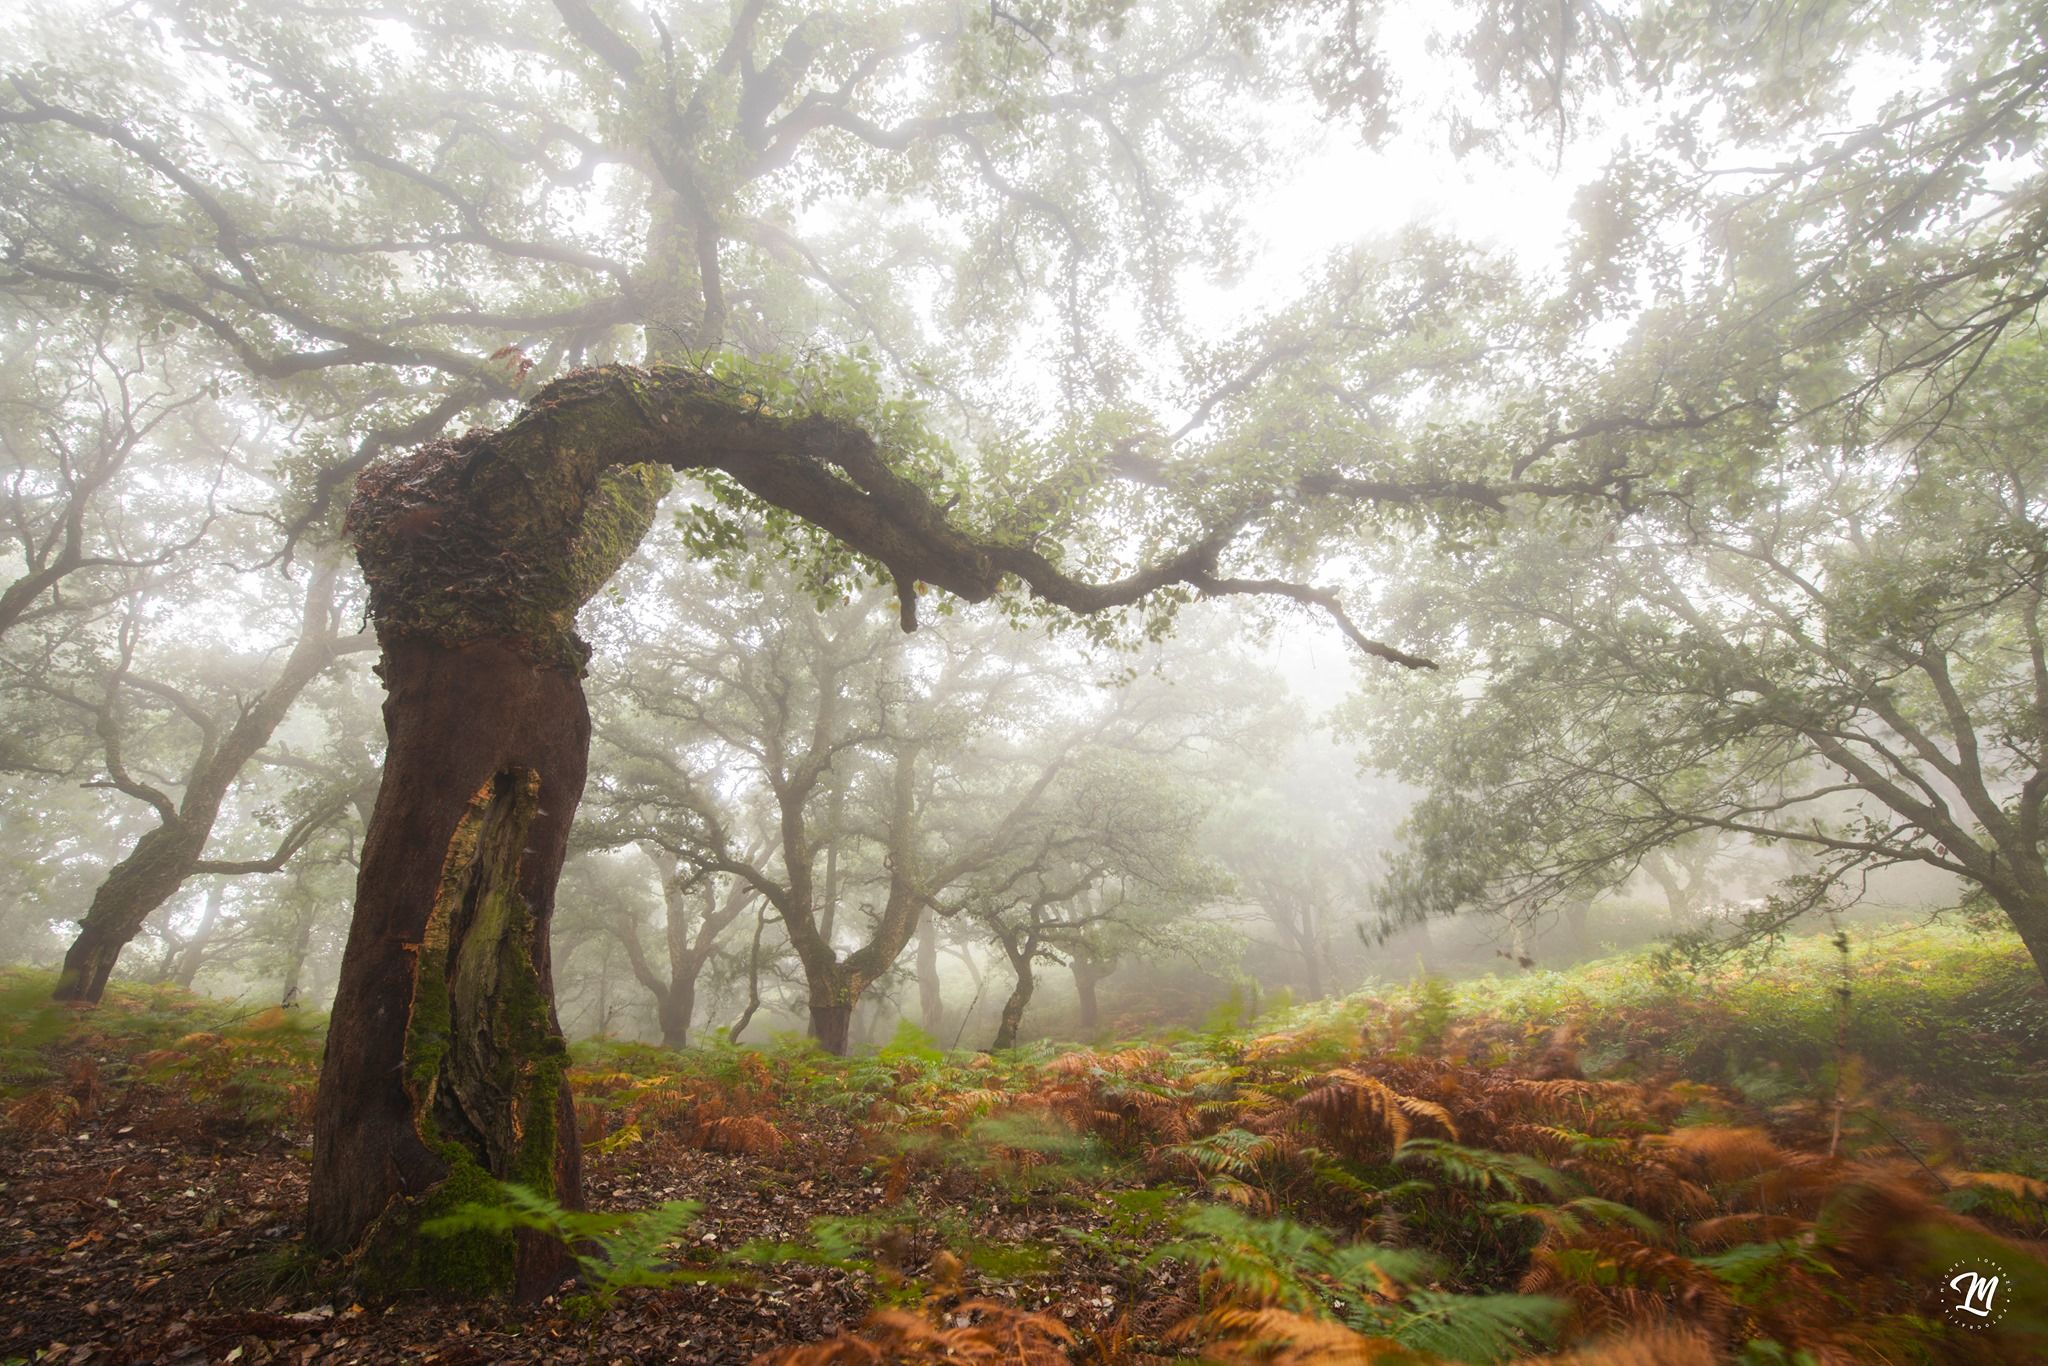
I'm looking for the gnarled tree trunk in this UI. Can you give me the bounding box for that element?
[990,957,1034,1052]
[171,881,228,989]
[306,362,1252,1294]
[307,640,592,1298]
[307,388,675,1296]
[989,928,1038,1052]
[1071,954,1109,1033]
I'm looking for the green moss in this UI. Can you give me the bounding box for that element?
[348,395,674,672]
[357,1144,517,1298]
[361,772,576,1298]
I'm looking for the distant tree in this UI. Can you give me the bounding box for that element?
[1213,735,1396,1000]
[616,848,758,1050]
[1360,338,2048,987]
[0,314,218,639]
[7,541,371,1001]
[955,755,1223,1050]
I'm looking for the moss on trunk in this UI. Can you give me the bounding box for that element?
[350,770,574,1297]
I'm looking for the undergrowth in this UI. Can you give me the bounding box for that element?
[3,923,2045,1363]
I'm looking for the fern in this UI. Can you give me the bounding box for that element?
[1484,1197,1659,1240]
[1167,1126,1281,1179]
[1382,1290,1566,1363]
[1397,1138,1569,1200]
[1152,1204,1432,1313]
[420,1182,718,1311]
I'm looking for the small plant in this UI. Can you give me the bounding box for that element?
[1155,1203,1565,1362]
[420,1182,718,1313]
[1409,973,1457,1055]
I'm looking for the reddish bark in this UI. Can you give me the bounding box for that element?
[306,637,588,1297]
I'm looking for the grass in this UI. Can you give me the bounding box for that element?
[1343,921,2048,1175]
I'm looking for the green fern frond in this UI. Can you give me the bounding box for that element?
[1396,1138,1569,1200]
[1381,1290,1566,1363]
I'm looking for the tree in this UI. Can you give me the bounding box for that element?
[0,314,217,639]
[1359,336,2048,987]
[586,547,1239,1055]
[1213,733,1396,1000]
[956,754,1222,1050]
[616,849,758,1049]
[31,546,370,1001]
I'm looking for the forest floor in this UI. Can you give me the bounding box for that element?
[3,922,2047,1365]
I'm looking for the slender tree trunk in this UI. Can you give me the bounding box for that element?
[730,900,767,1044]
[307,638,589,1299]
[917,907,943,1035]
[819,777,844,948]
[990,956,1034,1051]
[1993,885,2048,991]
[1561,899,1592,958]
[1296,918,1327,1000]
[172,881,227,989]
[1072,958,1104,1033]
[55,825,209,1002]
[281,910,313,1007]
[852,991,886,1050]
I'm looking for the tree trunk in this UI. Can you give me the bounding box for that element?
[1561,900,1592,958]
[809,1001,853,1055]
[281,911,313,1007]
[917,907,943,1035]
[1072,958,1104,1033]
[173,881,228,989]
[1294,916,1327,1000]
[730,900,767,1044]
[307,638,589,1300]
[990,959,1033,1052]
[53,554,349,1003]
[658,978,694,1050]
[1992,885,2048,992]
[54,824,208,1002]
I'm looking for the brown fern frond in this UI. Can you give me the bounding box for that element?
[1644,1126,1785,1185]
[4,1087,80,1135]
[1948,1170,2048,1201]
[1521,1231,1736,1339]
[627,1084,698,1130]
[1687,1213,1809,1249]
[1498,1123,1595,1161]
[739,1050,775,1096]
[700,1114,786,1156]
[1046,1046,1168,1078]
[753,1299,1074,1364]
[1169,1308,1422,1364]
[1535,1326,1721,1365]
[937,1088,1011,1131]
[1564,1157,1716,1222]
[1813,1171,2005,1276]
[1297,1069,1457,1159]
